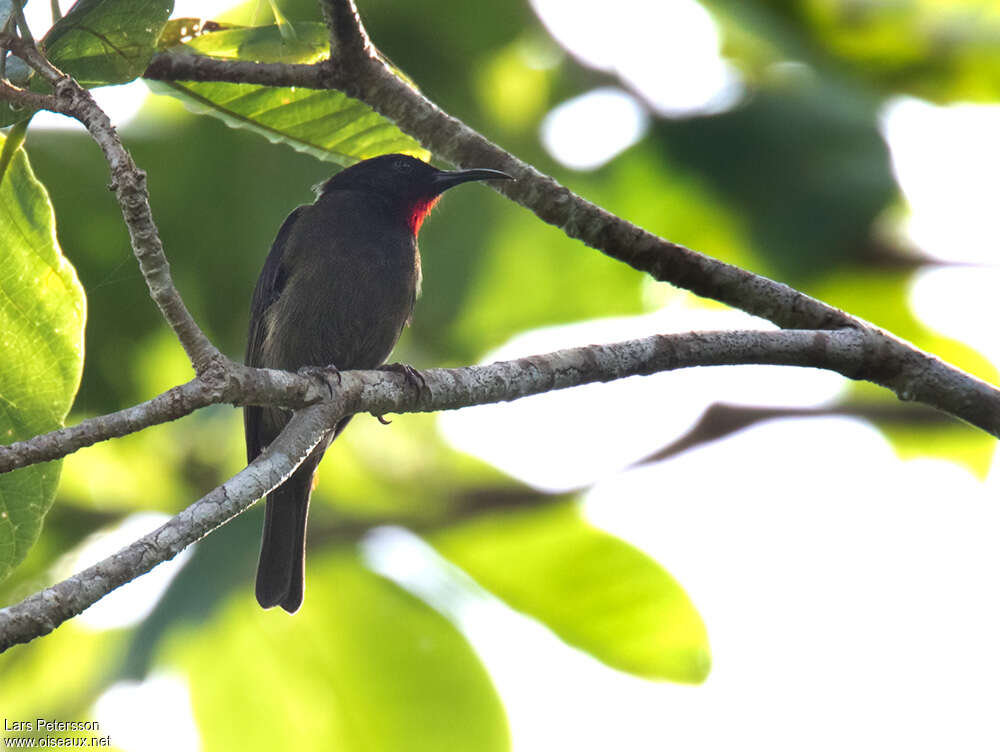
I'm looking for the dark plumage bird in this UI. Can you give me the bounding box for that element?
[245,153,511,612]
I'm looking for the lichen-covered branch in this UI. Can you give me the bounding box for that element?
[15,326,984,479]
[0,34,221,374]
[0,402,337,652]
[1,325,998,651]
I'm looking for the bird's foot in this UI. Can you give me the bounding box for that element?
[298,364,342,399]
[378,362,427,392]
[372,363,426,426]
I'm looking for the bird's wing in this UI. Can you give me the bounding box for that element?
[244,206,306,463]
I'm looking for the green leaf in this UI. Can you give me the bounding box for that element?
[0,117,29,182]
[0,136,86,582]
[708,0,1000,103]
[43,0,174,86]
[147,23,429,165]
[431,503,711,683]
[798,0,1000,103]
[653,80,894,281]
[0,622,123,718]
[166,552,509,752]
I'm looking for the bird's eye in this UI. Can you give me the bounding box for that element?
[394,158,413,172]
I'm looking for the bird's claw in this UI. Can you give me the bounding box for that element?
[372,363,426,427]
[378,362,427,392]
[373,414,392,425]
[298,364,342,399]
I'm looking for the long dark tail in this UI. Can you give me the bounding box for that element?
[255,456,318,613]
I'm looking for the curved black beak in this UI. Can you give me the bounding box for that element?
[432,167,513,193]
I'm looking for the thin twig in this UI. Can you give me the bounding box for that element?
[320,0,371,62]
[11,0,32,44]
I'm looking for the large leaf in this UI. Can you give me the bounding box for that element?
[166,552,509,752]
[0,621,122,719]
[0,136,86,582]
[431,503,711,683]
[147,23,429,165]
[43,0,174,86]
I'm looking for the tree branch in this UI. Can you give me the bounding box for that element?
[16,326,983,478]
[1,0,998,651]
[0,402,337,652]
[320,0,372,63]
[0,34,221,375]
[2,326,999,651]
[143,55,337,88]
[0,360,329,474]
[143,23,852,334]
[140,33,1000,437]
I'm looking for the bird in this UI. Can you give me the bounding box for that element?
[244,153,511,613]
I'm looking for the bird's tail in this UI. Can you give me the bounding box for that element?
[255,458,318,613]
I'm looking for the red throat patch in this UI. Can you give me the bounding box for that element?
[408,195,442,235]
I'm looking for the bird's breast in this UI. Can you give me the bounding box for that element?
[261,203,420,373]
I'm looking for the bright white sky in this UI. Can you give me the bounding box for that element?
[26,0,1000,749]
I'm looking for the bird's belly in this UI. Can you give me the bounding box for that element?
[263,259,416,372]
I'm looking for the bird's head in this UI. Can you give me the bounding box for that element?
[318,153,512,233]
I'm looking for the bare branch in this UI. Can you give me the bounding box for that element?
[0,402,338,652]
[0,379,217,473]
[0,360,331,474]
[0,34,221,375]
[3,326,999,651]
[141,49,855,331]
[144,54,335,88]
[1,329,871,477]
[320,0,373,63]
[3,324,999,477]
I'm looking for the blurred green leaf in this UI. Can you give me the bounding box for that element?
[313,412,517,522]
[799,0,1000,103]
[156,17,240,49]
[0,136,85,582]
[431,503,711,683]
[43,0,174,86]
[709,0,1000,103]
[451,206,647,356]
[653,80,894,280]
[0,622,123,718]
[120,505,261,679]
[166,552,509,752]
[474,35,554,133]
[147,23,429,165]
